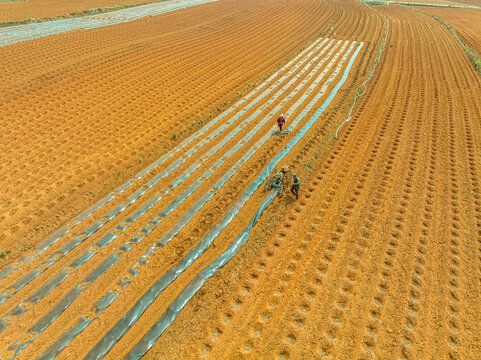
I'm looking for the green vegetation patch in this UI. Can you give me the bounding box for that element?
[363,1,389,5]
[411,7,481,76]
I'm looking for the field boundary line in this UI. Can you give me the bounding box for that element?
[406,6,481,76]
[335,1,390,138]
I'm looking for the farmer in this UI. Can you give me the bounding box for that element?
[274,166,287,186]
[291,173,300,200]
[277,113,286,133]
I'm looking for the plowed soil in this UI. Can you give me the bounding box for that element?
[452,0,481,6]
[144,3,481,360]
[0,0,162,23]
[422,7,481,54]
[1,0,481,359]
[0,0,337,264]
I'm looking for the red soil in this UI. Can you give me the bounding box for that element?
[1,0,481,358]
[422,7,481,54]
[0,0,164,23]
[0,0,336,266]
[144,3,481,360]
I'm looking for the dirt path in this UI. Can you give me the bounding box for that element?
[143,3,481,360]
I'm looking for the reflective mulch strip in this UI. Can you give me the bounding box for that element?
[38,41,361,360]
[127,42,364,360]
[0,0,218,47]
[2,38,339,357]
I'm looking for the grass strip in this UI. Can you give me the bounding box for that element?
[410,6,481,76]
[362,1,481,9]
[392,2,481,9]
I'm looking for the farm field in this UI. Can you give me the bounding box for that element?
[421,7,481,54]
[144,2,481,359]
[0,0,165,23]
[1,0,481,359]
[0,0,339,263]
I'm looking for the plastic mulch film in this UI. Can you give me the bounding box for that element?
[127,42,364,360]
[6,38,333,357]
[0,0,218,47]
[0,38,327,309]
[127,190,278,360]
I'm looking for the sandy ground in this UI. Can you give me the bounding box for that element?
[421,7,481,54]
[0,0,165,23]
[1,0,481,359]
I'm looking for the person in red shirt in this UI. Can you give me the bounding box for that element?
[277,114,286,133]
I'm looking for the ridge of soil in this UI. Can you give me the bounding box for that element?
[1,0,481,358]
[144,3,481,359]
[0,0,165,23]
[0,0,336,267]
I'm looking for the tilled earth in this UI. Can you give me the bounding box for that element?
[420,6,481,54]
[1,0,480,359]
[0,0,337,262]
[0,0,166,23]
